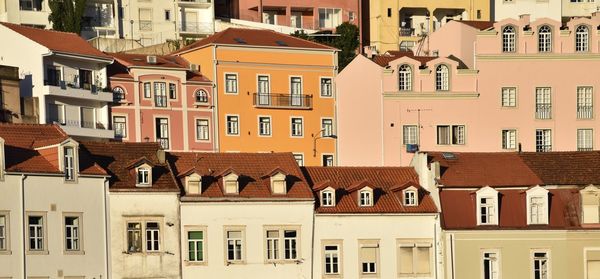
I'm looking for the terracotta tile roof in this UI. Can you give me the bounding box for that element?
[302,167,438,214]
[519,151,600,185]
[457,20,495,30]
[173,28,335,55]
[0,123,106,175]
[169,152,313,200]
[82,142,179,192]
[0,22,112,60]
[440,188,582,230]
[371,50,436,68]
[107,53,211,83]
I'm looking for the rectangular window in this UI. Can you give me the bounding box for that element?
[127,222,142,252]
[20,0,43,11]
[188,231,204,262]
[483,252,500,279]
[259,116,271,136]
[502,129,516,149]
[78,69,93,90]
[324,245,340,274]
[502,87,516,107]
[530,197,546,224]
[586,250,600,279]
[28,215,44,251]
[154,82,167,107]
[155,118,169,149]
[257,75,270,105]
[226,230,243,262]
[360,245,378,274]
[322,118,333,137]
[144,82,151,98]
[227,115,239,135]
[145,222,160,251]
[403,125,418,145]
[137,168,149,185]
[318,8,342,29]
[139,8,153,31]
[480,198,495,224]
[533,252,549,279]
[48,103,65,124]
[398,242,432,275]
[196,119,209,141]
[0,215,5,251]
[291,117,303,137]
[437,125,465,145]
[168,83,176,99]
[293,153,304,166]
[536,129,552,152]
[284,230,298,260]
[536,87,552,119]
[265,228,299,261]
[577,86,593,119]
[165,10,171,21]
[266,230,279,260]
[578,129,593,151]
[46,65,62,86]
[80,107,95,129]
[322,154,334,167]
[65,216,80,251]
[321,78,333,97]
[290,77,303,107]
[113,116,127,138]
[225,74,238,93]
[64,146,75,181]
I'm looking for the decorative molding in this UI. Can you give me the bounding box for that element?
[476,54,600,61]
[383,92,480,100]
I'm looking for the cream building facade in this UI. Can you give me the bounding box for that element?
[494,0,600,22]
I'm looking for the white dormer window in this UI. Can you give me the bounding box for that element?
[270,172,287,194]
[527,186,549,225]
[223,173,239,194]
[137,167,150,186]
[0,137,5,180]
[321,189,335,206]
[64,146,75,181]
[476,187,499,225]
[581,185,600,224]
[403,189,418,206]
[359,188,373,207]
[186,173,202,195]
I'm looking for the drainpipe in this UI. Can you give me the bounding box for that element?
[434,216,438,279]
[21,174,27,279]
[310,204,316,279]
[212,46,220,152]
[103,178,111,278]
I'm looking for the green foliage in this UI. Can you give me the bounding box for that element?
[48,0,88,34]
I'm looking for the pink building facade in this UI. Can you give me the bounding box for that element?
[338,14,600,166]
[108,53,214,152]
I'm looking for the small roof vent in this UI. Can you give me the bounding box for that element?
[441,152,457,160]
[234,37,247,44]
[146,55,157,64]
[275,40,288,46]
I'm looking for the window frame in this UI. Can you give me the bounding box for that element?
[124,217,164,254]
[321,188,335,207]
[578,128,594,151]
[224,226,246,264]
[575,25,590,52]
[435,64,450,91]
[538,25,552,53]
[436,125,466,145]
[536,129,552,152]
[195,89,209,104]
[481,249,501,279]
[526,186,549,225]
[226,114,240,136]
[185,226,207,265]
[403,125,419,145]
[531,249,551,279]
[501,87,517,107]
[322,240,343,277]
[63,146,76,181]
[224,73,239,94]
[397,239,434,276]
[359,188,373,207]
[145,221,161,252]
[403,189,418,206]
[501,129,517,150]
[26,212,48,254]
[136,165,151,187]
[0,211,10,254]
[502,25,517,53]
[113,115,128,139]
[398,64,413,91]
[263,226,301,263]
[290,117,304,138]
[63,213,84,254]
[358,240,380,277]
[293,153,304,166]
[320,77,333,98]
[322,154,335,167]
[258,115,272,137]
[476,187,499,226]
[195,118,210,142]
[577,86,593,120]
[168,82,177,100]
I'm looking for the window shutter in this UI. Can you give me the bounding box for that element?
[416,245,431,274]
[399,245,414,274]
[361,246,377,262]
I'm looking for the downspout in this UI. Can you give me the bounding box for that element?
[310,205,316,279]
[450,233,456,279]
[380,69,385,165]
[21,174,27,279]
[212,46,220,152]
[434,216,438,279]
[178,198,183,278]
[103,178,111,279]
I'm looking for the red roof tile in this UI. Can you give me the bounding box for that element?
[169,152,313,200]
[519,151,600,185]
[107,53,211,83]
[371,50,436,67]
[458,20,495,30]
[302,167,438,214]
[1,22,112,60]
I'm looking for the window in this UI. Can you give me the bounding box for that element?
[321,78,333,97]
[146,222,160,251]
[578,129,593,151]
[65,216,80,251]
[399,64,412,91]
[536,88,552,119]
[78,69,93,90]
[186,174,201,194]
[154,82,167,107]
[195,90,208,103]
[502,129,517,150]
[322,118,333,137]
[284,230,298,260]
[64,146,75,181]
[156,118,169,149]
[576,25,589,52]
[270,172,287,194]
[398,242,432,276]
[168,83,176,99]
[143,82,151,98]
[80,107,95,129]
[45,65,61,86]
[322,190,334,206]
[529,196,547,224]
[586,249,600,279]
[227,115,239,135]
[259,116,271,136]
[322,154,334,167]
[0,214,6,251]
[257,75,270,105]
[502,25,516,52]
[577,87,593,119]
[359,190,372,206]
[188,231,204,262]
[265,228,299,261]
[435,65,449,91]
[403,125,418,145]
[226,230,243,262]
[20,0,43,11]
[483,251,500,279]
[360,245,378,274]
[127,222,142,253]
[437,125,465,145]
[165,10,171,21]
[28,215,44,251]
[113,116,127,138]
[223,173,239,194]
[139,8,153,31]
[196,119,209,141]
[324,245,340,274]
[581,185,600,224]
[266,230,279,260]
[290,77,303,106]
[532,251,550,279]
[318,8,341,29]
[291,117,303,137]
[293,153,304,166]
[225,74,238,93]
[404,190,417,206]
[48,103,65,124]
[536,129,552,152]
[501,87,516,107]
[538,25,552,52]
[137,167,150,185]
[480,197,496,225]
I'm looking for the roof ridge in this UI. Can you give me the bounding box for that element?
[1,22,79,36]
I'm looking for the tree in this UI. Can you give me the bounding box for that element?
[48,0,88,34]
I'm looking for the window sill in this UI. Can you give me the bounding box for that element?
[226,260,246,265]
[27,250,49,255]
[185,260,208,266]
[265,259,301,265]
[0,250,12,255]
[64,250,85,255]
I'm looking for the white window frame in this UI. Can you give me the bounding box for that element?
[136,166,151,186]
[538,25,552,53]
[293,153,304,166]
[26,212,47,254]
[397,240,433,276]
[321,118,334,137]
[501,129,517,150]
[258,116,272,137]
[225,73,238,94]
[482,249,501,279]
[435,64,449,91]
[531,249,551,279]
[225,227,245,263]
[476,187,499,226]
[536,129,552,152]
[526,186,549,225]
[226,114,240,136]
[535,87,552,119]
[359,188,373,207]
[125,218,163,254]
[320,77,333,97]
[196,118,210,141]
[359,241,380,276]
[403,125,418,145]
[322,154,334,166]
[186,226,207,264]
[437,125,466,145]
[324,244,341,275]
[399,64,413,91]
[290,117,303,137]
[64,213,83,253]
[403,188,418,206]
[145,221,160,252]
[63,146,75,181]
[577,86,593,119]
[576,25,589,52]
[113,115,127,139]
[501,87,517,107]
[321,188,335,206]
[0,212,9,253]
[195,89,209,104]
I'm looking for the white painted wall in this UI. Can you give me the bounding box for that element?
[180,201,314,279]
[493,0,561,21]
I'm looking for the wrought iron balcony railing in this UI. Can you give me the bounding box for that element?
[253,93,312,109]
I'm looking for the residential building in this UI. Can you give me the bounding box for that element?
[0,22,115,140]
[0,0,51,29]
[169,152,315,278]
[365,0,491,53]
[84,141,182,279]
[338,15,600,166]
[412,151,600,279]
[303,166,442,279]
[0,65,36,123]
[107,53,214,151]
[0,123,110,278]
[174,28,338,166]
[494,0,600,22]
[81,0,120,39]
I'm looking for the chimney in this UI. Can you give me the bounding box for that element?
[156,149,166,164]
[146,55,157,64]
[189,63,200,72]
[363,45,377,59]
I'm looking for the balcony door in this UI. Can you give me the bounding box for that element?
[290,77,302,106]
[78,69,93,90]
[291,12,302,28]
[155,118,169,150]
[81,107,96,128]
[184,11,198,32]
[258,75,270,105]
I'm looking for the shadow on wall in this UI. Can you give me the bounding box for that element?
[19,74,33,98]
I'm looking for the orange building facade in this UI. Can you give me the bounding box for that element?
[175,28,338,166]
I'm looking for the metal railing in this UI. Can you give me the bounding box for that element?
[139,20,153,31]
[577,106,593,119]
[399,27,414,37]
[535,104,552,119]
[56,119,108,130]
[157,138,169,150]
[253,93,313,109]
[178,0,211,3]
[178,21,213,34]
[578,147,593,151]
[536,144,552,152]
[155,95,167,107]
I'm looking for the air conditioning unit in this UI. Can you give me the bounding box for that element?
[146,55,157,64]
[406,144,419,153]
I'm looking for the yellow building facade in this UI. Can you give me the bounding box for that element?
[368,0,490,53]
[175,28,338,166]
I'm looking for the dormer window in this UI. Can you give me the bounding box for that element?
[223,172,239,194]
[137,167,150,186]
[526,186,549,225]
[476,187,499,225]
[270,172,287,195]
[0,137,5,180]
[185,173,202,195]
[321,189,335,206]
[359,189,373,207]
[581,185,600,224]
[403,189,418,206]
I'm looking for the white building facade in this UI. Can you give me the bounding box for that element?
[494,0,600,22]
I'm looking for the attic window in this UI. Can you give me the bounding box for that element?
[403,189,418,206]
[581,185,600,224]
[321,189,334,206]
[223,173,239,194]
[186,173,202,195]
[526,186,549,225]
[270,172,287,194]
[476,187,499,225]
[275,40,288,46]
[234,38,247,44]
[63,146,75,181]
[359,189,373,207]
[136,166,151,187]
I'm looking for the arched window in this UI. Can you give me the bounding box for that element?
[538,25,552,52]
[502,25,516,52]
[398,64,412,91]
[576,25,589,52]
[112,86,125,102]
[436,65,449,91]
[195,89,208,103]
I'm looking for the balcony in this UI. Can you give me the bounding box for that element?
[52,120,113,139]
[44,81,113,102]
[399,27,415,37]
[577,106,593,119]
[253,93,312,110]
[157,138,169,150]
[178,0,211,8]
[535,104,552,119]
[178,21,213,34]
